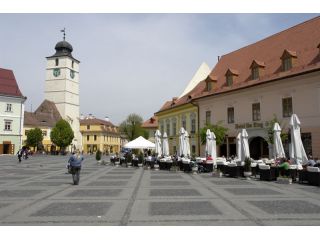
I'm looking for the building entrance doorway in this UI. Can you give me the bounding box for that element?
[249,137,269,160]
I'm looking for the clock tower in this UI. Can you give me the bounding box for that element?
[45,33,82,150]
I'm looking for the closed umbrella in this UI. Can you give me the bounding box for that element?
[241,129,250,162]
[236,132,241,160]
[273,122,286,159]
[155,130,162,157]
[205,129,212,157]
[162,132,170,157]
[184,130,191,157]
[289,114,308,166]
[211,131,217,165]
[179,127,186,157]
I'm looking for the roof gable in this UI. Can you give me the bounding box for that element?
[0,68,24,97]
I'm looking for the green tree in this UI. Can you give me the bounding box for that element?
[200,121,228,145]
[50,119,74,152]
[26,128,43,149]
[119,113,148,141]
[266,114,288,144]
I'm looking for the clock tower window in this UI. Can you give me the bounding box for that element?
[55,58,59,66]
[72,61,74,68]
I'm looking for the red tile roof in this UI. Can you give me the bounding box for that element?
[24,100,62,127]
[142,116,158,128]
[80,118,115,127]
[0,68,24,97]
[158,16,320,113]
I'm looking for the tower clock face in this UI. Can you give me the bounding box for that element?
[70,70,75,79]
[53,68,60,77]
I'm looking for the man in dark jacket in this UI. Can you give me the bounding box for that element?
[68,150,84,185]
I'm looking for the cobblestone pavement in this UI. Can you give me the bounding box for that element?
[0,154,320,226]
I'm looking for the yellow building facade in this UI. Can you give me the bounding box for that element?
[80,117,121,154]
[155,102,199,156]
[23,100,62,153]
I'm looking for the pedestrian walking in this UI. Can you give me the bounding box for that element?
[17,149,23,163]
[68,149,84,185]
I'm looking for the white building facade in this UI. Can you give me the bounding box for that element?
[0,68,26,154]
[44,39,82,150]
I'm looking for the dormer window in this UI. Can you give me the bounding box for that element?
[225,69,238,86]
[204,75,217,92]
[281,49,297,71]
[250,60,265,80]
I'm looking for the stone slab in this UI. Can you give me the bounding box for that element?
[149,189,201,197]
[149,201,221,216]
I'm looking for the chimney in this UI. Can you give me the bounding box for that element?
[217,56,220,62]
[105,116,110,122]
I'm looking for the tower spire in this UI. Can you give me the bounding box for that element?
[60,28,66,41]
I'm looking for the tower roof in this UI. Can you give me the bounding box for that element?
[47,40,79,62]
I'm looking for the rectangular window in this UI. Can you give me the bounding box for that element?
[301,133,312,156]
[206,82,212,91]
[226,75,233,86]
[25,130,29,135]
[55,58,59,66]
[182,119,186,130]
[173,146,177,155]
[227,107,234,123]
[42,130,47,137]
[191,119,196,134]
[252,67,259,80]
[172,122,176,136]
[86,125,90,130]
[252,103,261,121]
[87,135,90,141]
[94,135,97,141]
[205,111,211,125]
[4,120,12,131]
[282,97,293,118]
[283,58,292,71]
[192,145,196,154]
[6,103,12,112]
[166,123,170,136]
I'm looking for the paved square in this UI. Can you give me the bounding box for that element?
[31,202,112,216]
[149,201,221,215]
[1,155,320,225]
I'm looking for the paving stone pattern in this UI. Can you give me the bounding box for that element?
[1,155,320,225]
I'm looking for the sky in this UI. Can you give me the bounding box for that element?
[0,13,319,125]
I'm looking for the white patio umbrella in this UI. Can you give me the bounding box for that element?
[211,131,217,165]
[273,122,286,159]
[205,129,212,157]
[124,136,155,149]
[162,132,170,157]
[241,129,250,162]
[179,127,186,156]
[184,130,191,157]
[155,130,162,157]
[236,132,242,160]
[289,114,308,166]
